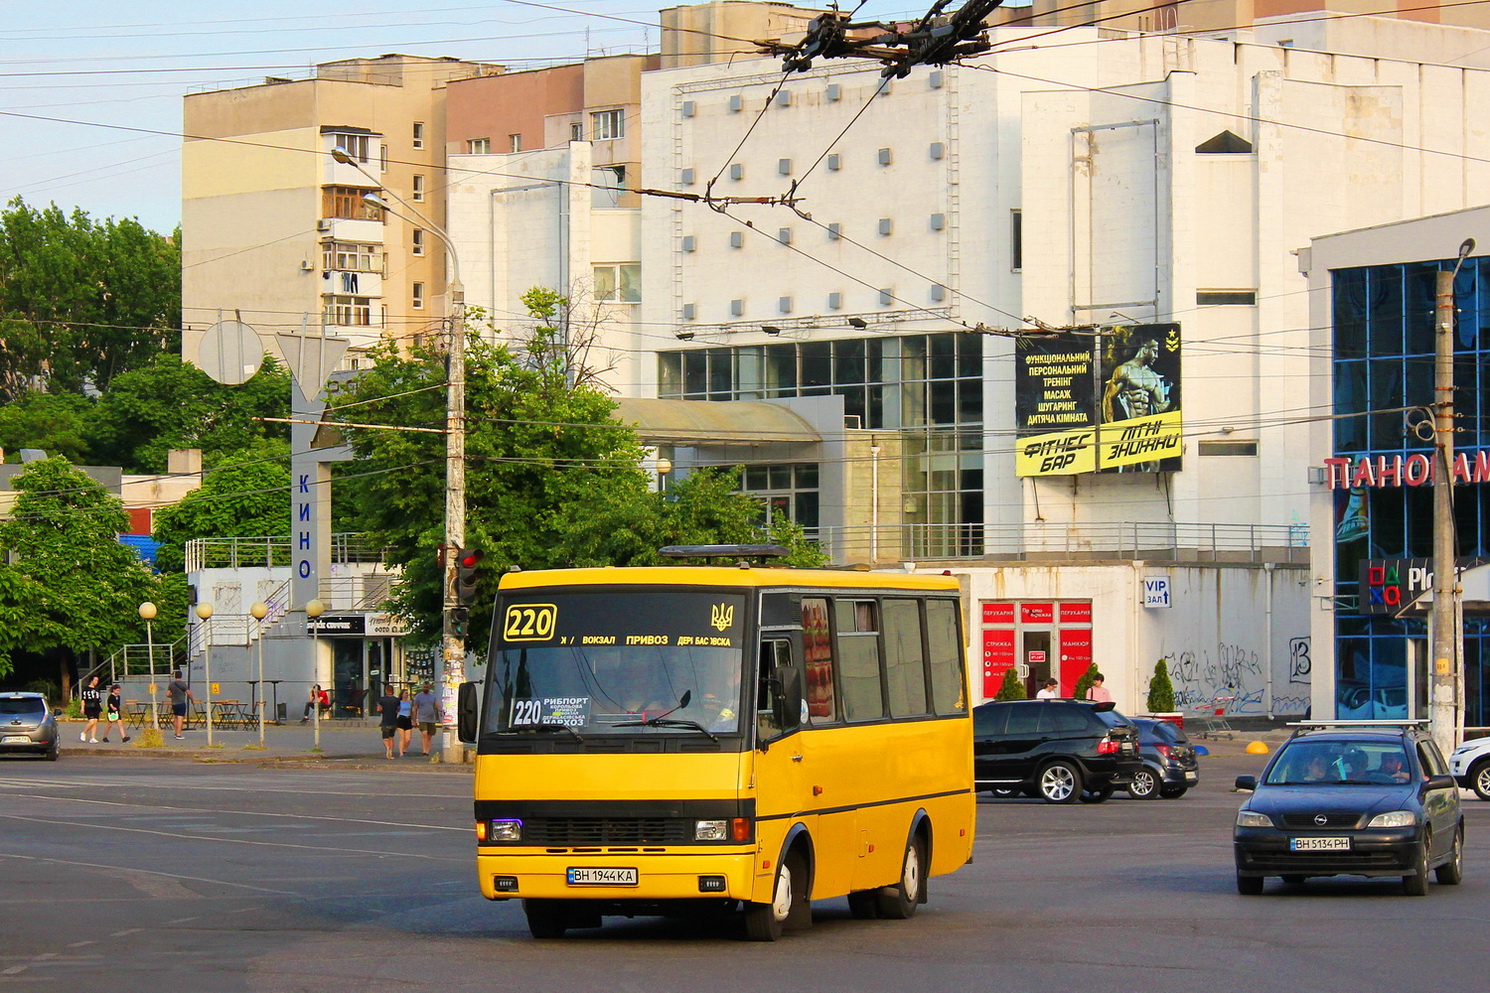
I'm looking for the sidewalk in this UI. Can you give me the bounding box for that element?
[58,718,473,769]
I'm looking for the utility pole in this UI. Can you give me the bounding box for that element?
[1430,238,1475,757]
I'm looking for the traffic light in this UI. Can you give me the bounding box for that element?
[456,547,483,605]
[450,606,470,638]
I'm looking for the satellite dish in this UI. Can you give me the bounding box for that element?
[198,320,266,385]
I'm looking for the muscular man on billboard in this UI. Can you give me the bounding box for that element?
[1102,337,1171,421]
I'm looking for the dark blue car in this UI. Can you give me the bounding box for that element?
[1233,723,1463,896]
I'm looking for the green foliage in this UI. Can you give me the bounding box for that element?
[0,197,180,401]
[84,354,290,472]
[0,392,92,463]
[0,457,167,676]
[1073,663,1100,701]
[151,444,291,571]
[1147,659,1176,713]
[994,668,1027,701]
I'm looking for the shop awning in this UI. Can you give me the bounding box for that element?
[612,398,821,446]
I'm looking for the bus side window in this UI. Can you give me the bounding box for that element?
[758,639,794,740]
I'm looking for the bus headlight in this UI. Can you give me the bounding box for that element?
[695,819,728,841]
[489,819,523,841]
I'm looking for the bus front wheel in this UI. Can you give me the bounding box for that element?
[523,899,569,939]
[745,850,807,941]
[877,833,926,919]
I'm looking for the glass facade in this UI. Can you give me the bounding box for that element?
[1331,259,1490,725]
[658,333,983,556]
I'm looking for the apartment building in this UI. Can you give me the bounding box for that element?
[182,54,502,371]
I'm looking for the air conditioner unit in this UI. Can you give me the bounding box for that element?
[299,260,314,272]
[316,219,333,232]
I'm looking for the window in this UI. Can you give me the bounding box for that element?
[412,122,425,149]
[593,263,640,303]
[322,242,383,272]
[468,137,490,154]
[1196,130,1253,154]
[325,295,373,326]
[1011,209,1023,271]
[412,282,424,309]
[570,122,583,141]
[323,186,381,221]
[591,109,624,140]
[412,175,425,202]
[1199,439,1258,456]
[801,598,836,722]
[883,599,928,717]
[508,133,522,153]
[741,464,819,533]
[1196,289,1256,305]
[380,144,388,172]
[926,599,965,714]
[412,229,425,256]
[331,132,370,162]
[837,599,884,721]
[757,639,797,737]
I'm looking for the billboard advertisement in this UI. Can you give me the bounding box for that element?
[1014,323,1182,476]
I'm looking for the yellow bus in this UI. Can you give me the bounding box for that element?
[456,546,975,941]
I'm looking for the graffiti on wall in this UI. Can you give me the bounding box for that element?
[1159,637,1310,715]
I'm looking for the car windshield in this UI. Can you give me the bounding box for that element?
[0,698,45,718]
[484,590,746,736]
[1265,739,1413,785]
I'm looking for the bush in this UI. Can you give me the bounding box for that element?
[1072,663,1099,701]
[1147,660,1176,713]
[994,668,1026,701]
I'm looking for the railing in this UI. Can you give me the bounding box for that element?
[818,521,1309,565]
[184,533,389,572]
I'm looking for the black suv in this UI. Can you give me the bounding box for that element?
[973,699,1141,803]
[1233,722,1463,895]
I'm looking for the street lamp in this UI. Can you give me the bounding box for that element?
[250,601,269,748]
[139,602,158,732]
[195,602,214,748]
[333,144,469,762]
[306,598,325,751]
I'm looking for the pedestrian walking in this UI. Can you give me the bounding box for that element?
[410,682,443,756]
[1085,672,1113,704]
[1036,677,1060,699]
[166,670,194,739]
[80,675,103,742]
[396,688,413,757]
[100,684,132,743]
[375,684,401,759]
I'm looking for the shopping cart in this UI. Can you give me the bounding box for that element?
[1193,693,1236,739]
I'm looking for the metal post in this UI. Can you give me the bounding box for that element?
[196,603,214,748]
[251,601,269,748]
[139,602,159,733]
[307,598,325,751]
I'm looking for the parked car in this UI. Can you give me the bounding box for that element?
[1448,734,1490,800]
[0,692,59,761]
[973,698,1142,803]
[1233,722,1462,895]
[1126,717,1199,799]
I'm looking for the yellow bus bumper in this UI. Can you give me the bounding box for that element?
[477,849,759,902]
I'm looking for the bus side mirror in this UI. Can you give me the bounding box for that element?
[771,667,803,733]
[457,681,480,744]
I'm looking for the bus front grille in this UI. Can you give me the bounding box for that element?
[524,817,692,846]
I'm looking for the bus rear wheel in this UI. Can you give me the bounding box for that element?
[877,833,926,919]
[744,850,807,941]
[523,899,569,939]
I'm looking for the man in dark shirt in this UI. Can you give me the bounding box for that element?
[167,670,194,740]
[376,685,401,759]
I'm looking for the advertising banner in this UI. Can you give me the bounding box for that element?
[1097,324,1182,473]
[1014,333,1098,476]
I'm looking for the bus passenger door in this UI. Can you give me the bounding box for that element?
[752,639,812,883]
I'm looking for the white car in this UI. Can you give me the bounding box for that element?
[1449,736,1490,800]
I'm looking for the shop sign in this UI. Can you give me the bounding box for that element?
[1323,451,1490,489]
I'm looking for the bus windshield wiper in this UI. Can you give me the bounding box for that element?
[613,716,719,742]
[502,723,585,742]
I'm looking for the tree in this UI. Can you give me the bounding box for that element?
[1147,659,1176,713]
[994,668,1026,701]
[85,353,290,472]
[0,392,92,463]
[1073,662,1099,702]
[0,457,166,685]
[151,443,291,572]
[0,197,180,401]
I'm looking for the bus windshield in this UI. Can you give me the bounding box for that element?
[485,590,747,736]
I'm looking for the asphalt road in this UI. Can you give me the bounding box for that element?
[2,751,1486,993]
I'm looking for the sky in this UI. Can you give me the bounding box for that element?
[0,1,938,234]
